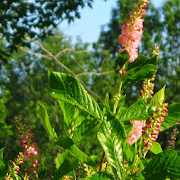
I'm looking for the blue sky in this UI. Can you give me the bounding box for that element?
[60,0,164,45]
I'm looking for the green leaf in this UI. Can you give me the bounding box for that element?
[72,116,101,142]
[0,158,9,179]
[118,100,149,121]
[86,172,115,180]
[143,150,180,180]
[58,101,85,131]
[126,173,144,180]
[12,174,22,180]
[36,101,57,141]
[122,141,136,162]
[149,86,165,106]
[161,116,178,131]
[59,101,101,142]
[123,64,156,89]
[123,121,133,135]
[48,71,103,120]
[149,142,163,154]
[0,149,4,159]
[54,150,79,180]
[126,55,158,71]
[167,103,180,118]
[116,95,126,114]
[56,137,95,166]
[97,117,126,179]
[161,103,180,131]
[117,50,130,68]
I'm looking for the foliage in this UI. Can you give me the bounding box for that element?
[0,0,105,64]
[1,0,180,180]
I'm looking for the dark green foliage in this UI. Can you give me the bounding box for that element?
[86,172,115,180]
[56,137,95,166]
[54,150,79,180]
[0,149,10,179]
[161,103,180,131]
[0,0,101,64]
[143,150,180,180]
[0,31,94,178]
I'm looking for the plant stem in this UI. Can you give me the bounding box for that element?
[99,152,106,171]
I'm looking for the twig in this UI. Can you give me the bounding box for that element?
[55,48,89,58]
[17,46,51,59]
[99,152,106,171]
[25,37,104,102]
[77,71,114,76]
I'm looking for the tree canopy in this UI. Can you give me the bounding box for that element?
[0,0,105,64]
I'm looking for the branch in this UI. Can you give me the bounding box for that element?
[55,48,89,58]
[25,37,104,102]
[77,71,114,76]
[17,46,51,59]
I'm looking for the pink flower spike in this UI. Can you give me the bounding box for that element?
[127,120,144,145]
[119,0,148,62]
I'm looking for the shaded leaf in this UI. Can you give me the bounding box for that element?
[117,50,130,68]
[54,151,79,180]
[0,158,9,179]
[123,64,156,89]
[126,55,158,71]
[162,116,178,131]
[143,150,180,180]
[56,137,95,166]
[167,103,180,118]
[58,101,85,130]
[161,103,180,131]
[86,172,115,180]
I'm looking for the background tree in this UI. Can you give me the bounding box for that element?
[0,0,106,65]
[1,0,180,178]
[0,31,97,178]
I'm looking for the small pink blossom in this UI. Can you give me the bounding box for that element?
[127,120,144,145]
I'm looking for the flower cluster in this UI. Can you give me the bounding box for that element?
[151,44,160,57]
[119,0,149,62]
[142,102,168,150]
[14,114,42,176]
[140,79,155,101]
[127,120,144,145]
[127,74,155,145]
[63,175,74,180]
[5,152,27,180]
